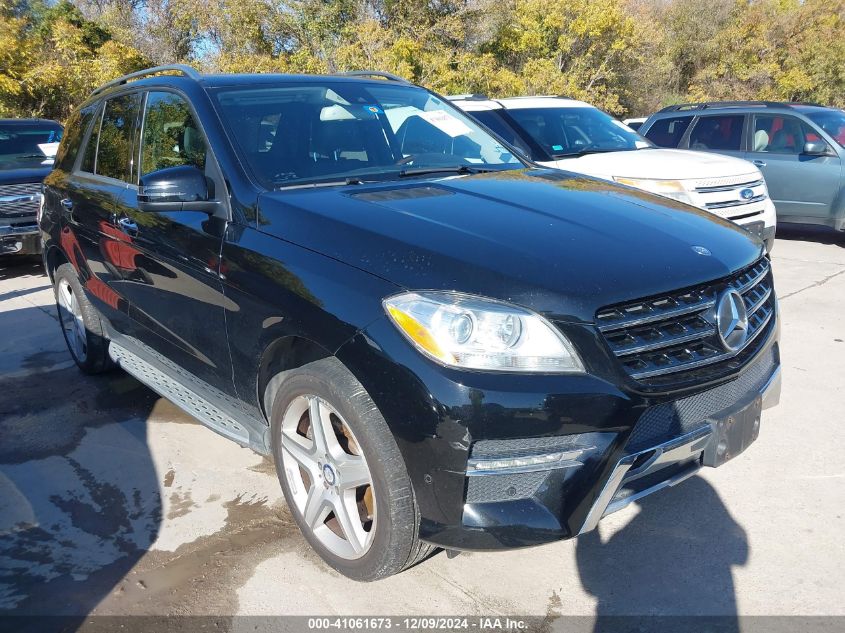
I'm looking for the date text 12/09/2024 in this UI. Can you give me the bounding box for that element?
[308,617,528,631]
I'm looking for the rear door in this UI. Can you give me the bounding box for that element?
[744,113,841,220]
[55,93,143,332]
[683,114,747,161]
[110,89,237,399]
[641,115,695,148]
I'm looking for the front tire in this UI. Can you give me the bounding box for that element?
[270,358,432,580]
[53,263,112,374]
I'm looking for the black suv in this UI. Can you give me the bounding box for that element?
[41,66,782,580]
[1,118,63,255]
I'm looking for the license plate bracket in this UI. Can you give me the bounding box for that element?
[702,395,762,467]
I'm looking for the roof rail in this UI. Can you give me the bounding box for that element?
[91,64,202,96]
[338,71,411,84]
[657,100,823,113]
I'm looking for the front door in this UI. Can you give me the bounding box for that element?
[111,90,237,401]
[744,114,842,220]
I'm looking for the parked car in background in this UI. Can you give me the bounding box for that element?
[639,102,845,234]
[42,67,780,581]
[623,117,646,131]
[451,96,777,251]
[0,118,63,255]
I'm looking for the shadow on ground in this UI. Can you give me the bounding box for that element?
[776,223,844,247]
[576,476,747,629]
[0,304,162,626]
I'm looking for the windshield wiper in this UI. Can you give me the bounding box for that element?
[275,177,366,190]
[398,165,494,178]
[553,148,624,158]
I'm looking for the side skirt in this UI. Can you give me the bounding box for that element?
[108,336,271,455]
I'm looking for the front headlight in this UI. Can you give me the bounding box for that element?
[613,177,695,206]
[383,292,584,373]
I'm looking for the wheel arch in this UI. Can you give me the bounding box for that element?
[44,244,69,283]
[257,335,335,422]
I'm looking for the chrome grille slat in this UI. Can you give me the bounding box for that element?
[596,258,776,382]
[0,183,41,218]
[597,297,715,332]
[705,195,766,210]
[695,179,764,193]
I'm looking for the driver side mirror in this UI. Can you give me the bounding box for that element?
[803,140,830,156]
[138,165,220,214]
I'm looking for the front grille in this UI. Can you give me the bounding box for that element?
[694,177,767,220]
[626,345,777,452]
[0,183,41,218]
[596,257,775,382]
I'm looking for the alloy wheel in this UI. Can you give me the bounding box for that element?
[57,277,88,362]
[279,394,376,559]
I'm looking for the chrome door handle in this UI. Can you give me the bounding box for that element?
[752,160,766,167]
[116,216,138,236]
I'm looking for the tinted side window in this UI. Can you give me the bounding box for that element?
[751,114,823,154]
[96,93,142,182]
[471,110,533,157]
[688,115,744,151]
[80,104,103,174]
[643,116,693,147]
[141,92,207,176]
[56,104,97,172]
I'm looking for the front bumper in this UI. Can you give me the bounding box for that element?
[733,199,777,252]
[0,222,41,254]
[580,364,780,534]
[338,309,781,551]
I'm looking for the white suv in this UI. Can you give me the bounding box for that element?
[451,96,777,251]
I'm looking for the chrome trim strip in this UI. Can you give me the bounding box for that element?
[578,426,711,535]
[629,307,773,379]
[0,224,39,237]
[614,329,711,357]
[705,195,766,210]
[0,194,40,204]
[598,299,715,332]
[732,263,770,295]
[746,286,773,316]
[695,179,764,193]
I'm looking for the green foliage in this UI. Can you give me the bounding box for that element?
[1,0,844,121]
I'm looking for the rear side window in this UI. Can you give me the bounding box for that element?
[95,93,143,182]
[470,110,533,158]
[751,114,823,154]
[140,91,207,176]
[55,105,97,172]
[688,115,744,151]
[643,116,693,147]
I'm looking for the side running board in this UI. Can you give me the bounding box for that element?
[109,340,251,446]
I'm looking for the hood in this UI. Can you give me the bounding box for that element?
[548,148,759,182]
[0,166,53,186]
[256,169,764,322]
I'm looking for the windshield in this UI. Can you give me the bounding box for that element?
[804,110,845,148]
[0,122,63,169]
[505,107,651,158]
[213,82,523,187]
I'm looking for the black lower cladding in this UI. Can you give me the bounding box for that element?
[626,344,778,453]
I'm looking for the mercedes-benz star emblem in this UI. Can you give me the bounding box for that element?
[322,463,337,486]
[692,245,712,256]
[715,290,749,351]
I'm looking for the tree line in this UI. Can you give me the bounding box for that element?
[1,0,843,122]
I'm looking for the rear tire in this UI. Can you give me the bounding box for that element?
[270,357,432,580]
[53,263,112,374]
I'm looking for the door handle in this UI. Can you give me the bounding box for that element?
[752,160,767,167]
[116,216,138,236]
